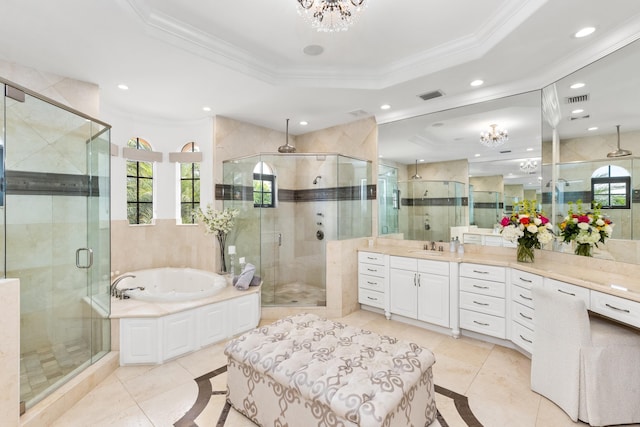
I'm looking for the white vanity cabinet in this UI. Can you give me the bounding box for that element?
[389,256,450,328]
[510,269,542,353]
[358,251,388,316]
[459,263,507,339]
[590,291,640,329]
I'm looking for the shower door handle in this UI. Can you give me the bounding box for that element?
[278,233,282,247]
[76,248,93,269]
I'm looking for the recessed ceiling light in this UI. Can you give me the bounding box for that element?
[575,27,595,38]
[526,147,534,152]
[570,82,585,89]
[202,106,211,112]
[538,176,542,181]
[470,80,484,87]
[571,108,584,114]
[588,126,598,131]
[380,104,391,110]
[303,44,324,56]
[378,154,383,158]
[117,84,129,90]
[299,121,308,126]
[419,159,425,162]
[474,154,481,157]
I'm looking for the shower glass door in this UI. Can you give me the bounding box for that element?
[3,84,111,409]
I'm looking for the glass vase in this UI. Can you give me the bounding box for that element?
[574,242,593,257]
[216,233,227,273]
[517,243,535,263]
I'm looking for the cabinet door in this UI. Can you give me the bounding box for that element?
[417,273,450,327]
[163,311,197,361]
[199,302,229,347]
[390,268,418,318]
[230,293,260,335]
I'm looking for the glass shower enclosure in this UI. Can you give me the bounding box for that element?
[1,82,111,410]
[223,153,372,306]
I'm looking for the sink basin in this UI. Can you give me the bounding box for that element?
[407,249,444,256]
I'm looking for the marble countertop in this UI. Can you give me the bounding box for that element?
[110,283,262,319]
[360,245,640,303]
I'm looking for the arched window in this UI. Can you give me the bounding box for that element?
[179,142,200,224]
[591,165,631,209]
[253,161,275,208]
[126,137,154,224]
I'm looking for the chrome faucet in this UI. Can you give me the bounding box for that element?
[118,286,145,299]
[110,274,136,297]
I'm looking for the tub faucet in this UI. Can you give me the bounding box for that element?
[430,241,436,251]
[119,286,145,299]
[110,274,136,297]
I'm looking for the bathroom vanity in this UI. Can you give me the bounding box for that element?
[359,243,640,355]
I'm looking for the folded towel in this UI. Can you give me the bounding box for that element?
[249,275,261,287]
[233,263,255,290]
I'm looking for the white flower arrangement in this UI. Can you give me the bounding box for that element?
[196,205,239,236]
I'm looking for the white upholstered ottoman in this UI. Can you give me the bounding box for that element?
[224,313,437,427]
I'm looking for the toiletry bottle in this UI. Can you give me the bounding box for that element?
[449,238,456,252]
[454,236,460,252]
[458,243,464,255]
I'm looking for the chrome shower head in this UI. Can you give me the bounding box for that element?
[313,175,322,184]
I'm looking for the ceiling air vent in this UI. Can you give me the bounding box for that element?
[565,94,589,104]
[348,109,371,118]
[499,150,511,154]
[418,90,444,101]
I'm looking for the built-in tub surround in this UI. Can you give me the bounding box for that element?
[111,281,261,365]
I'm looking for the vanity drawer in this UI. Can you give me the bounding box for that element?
[358,274,384,292]
[512,284,535,309]
[463,234,482,245]
[460,277,505,298]
[359,263,386,278]
[590,291,640,329]
[511,300,535,330]
[511,269,542,289]
[544,278,590,308]
[460,291,505,317]
[359,251,385,266]
[511,321,534,354]
[460,263,506,282]
[418,259,449,276]
[358,288,385,309]
[460,309,506,339]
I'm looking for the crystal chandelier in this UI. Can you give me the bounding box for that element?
[520,159,538,174]
[479,124,508,148]
[297,0,367,32]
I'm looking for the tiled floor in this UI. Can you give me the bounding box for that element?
[260,282,326,306]
[20,339,92,405]
[52,309,595,427]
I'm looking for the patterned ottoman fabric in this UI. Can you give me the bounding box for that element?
[225,313,437,427]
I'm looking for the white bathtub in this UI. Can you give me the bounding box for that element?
[112,268,228,302]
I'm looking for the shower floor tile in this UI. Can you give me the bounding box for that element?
[262,282,326,306]
[20,339,91,405]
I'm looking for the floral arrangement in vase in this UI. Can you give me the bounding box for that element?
[558,200,613,257]
[500,200,554,262]
[196,204,240,272]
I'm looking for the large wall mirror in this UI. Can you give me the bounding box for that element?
[378,91,542,243]
[542,38,640,265]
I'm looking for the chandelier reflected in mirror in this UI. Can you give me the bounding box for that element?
[297,0,367,32]
[519,159,538,174]
[479,124,508,148]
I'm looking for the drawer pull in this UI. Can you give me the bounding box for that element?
[519,293,532,301]
[519,312,533,320]
[605,303,630,313]
[367,256,377,260]
[519,335,533,344]
[473,284,490,289]
[557,289,576,297]
[473,270,489,274]
[473,300,489,306]
[519,277,532,283]
[367,281,377,285]
[473,320,490,326]
[367,268,377,272]
[367,296,378,301]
